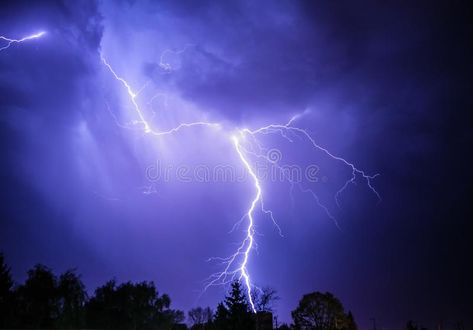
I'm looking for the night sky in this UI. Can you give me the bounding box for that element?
[1,1,472,329]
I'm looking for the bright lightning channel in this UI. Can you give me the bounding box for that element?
[100,52,380,313]
[0,31,45,51]
[232,135,260,312]
[100,54,220,135]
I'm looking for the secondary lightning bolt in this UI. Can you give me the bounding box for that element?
[242,115,381,206]
[100,54,220,135]
[0,31,45,51]
[159,44,194,72]
[100,51,380,313]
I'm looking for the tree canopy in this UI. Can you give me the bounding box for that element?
[0,254,365,330]
[291,291,357,330]
[213,280,255,330]
[0,258,184,330]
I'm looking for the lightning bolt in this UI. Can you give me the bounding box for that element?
[101,50,380,313]
[1,23,378,314]
[100,54,220,135]
[203,120,380,311]
[0,31,45,51]
[231,135,259,312]
[242,118,381,206]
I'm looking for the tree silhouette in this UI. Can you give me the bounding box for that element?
[0,253,14,328]
[0,255,190,329]
[14,264,59,329]
[86,279,183,330]
[224,280,255,329]
[404,320,428,330]
[188,306,213,329]
[2,262,90,329]
[0,252,368,330]
[406,320,417,330]
[86,279,116,329]
[345,311,358,330]
[291,291,357,330]
[213,281,256,329]
[56,269,87,328]
[252,286,280,312]
[214,302,230,330]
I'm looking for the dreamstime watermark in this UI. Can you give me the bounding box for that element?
[145,148,322,184]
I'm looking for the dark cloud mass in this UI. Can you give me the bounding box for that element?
[1,1,472,329]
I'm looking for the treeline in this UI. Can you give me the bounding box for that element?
[0,254,183,329]
[0,253,360,329]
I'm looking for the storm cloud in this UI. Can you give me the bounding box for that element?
[1,1,471,328]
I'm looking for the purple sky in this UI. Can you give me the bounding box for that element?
[1,1,472,329]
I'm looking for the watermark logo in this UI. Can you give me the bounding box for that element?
[145,148,321,184]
